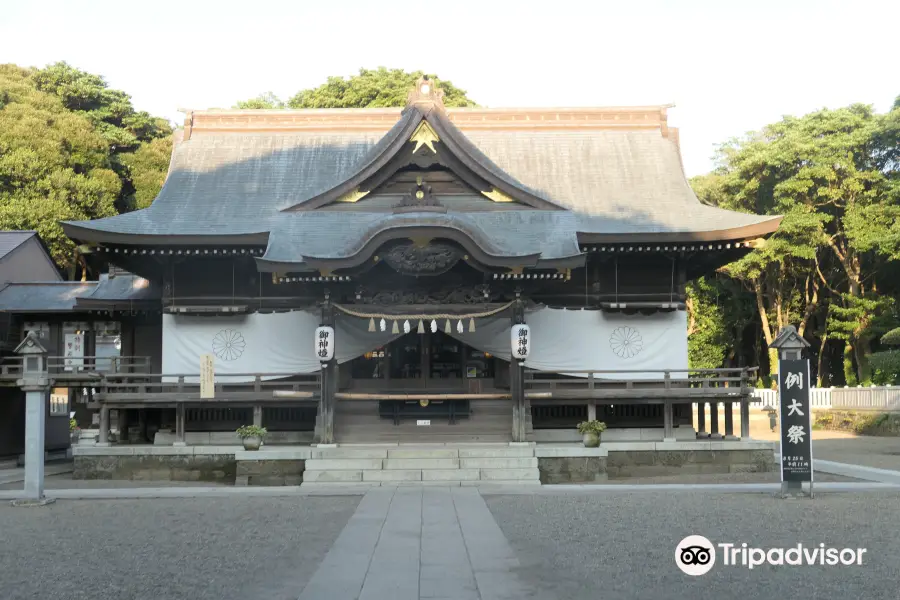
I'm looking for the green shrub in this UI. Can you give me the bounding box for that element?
[576,420,607,435]
[235,425,267,439]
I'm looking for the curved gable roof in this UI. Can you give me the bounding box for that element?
[61,99,780,248]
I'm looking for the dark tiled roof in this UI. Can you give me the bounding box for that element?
[0,282,98,312]
[61,106,780,247]
[255,210,582,270]
[0,231,37,260]
[76,273,160,303]
[0,274,159,313]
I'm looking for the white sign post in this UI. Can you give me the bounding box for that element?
[63,333,85,372]
[200,354,215,399]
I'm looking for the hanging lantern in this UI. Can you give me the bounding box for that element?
[510,324,531,360]
[403,320,411,334]
[391,320,399,334]
[315,325,335,362]
[456,320,463,334]
[379,318,386,332]
[368,317,376,332]
[430,319,438,333]
[417,319,425,334]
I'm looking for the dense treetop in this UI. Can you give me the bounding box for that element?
[235,67,477,109]
[0,62,172,276]
[688,100,900,385]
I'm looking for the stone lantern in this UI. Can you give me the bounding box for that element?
[12,331,53,505]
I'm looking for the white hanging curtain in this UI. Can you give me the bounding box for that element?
[446,308,688,380]
[162,312,400,382]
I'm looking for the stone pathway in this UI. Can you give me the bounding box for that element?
[297,486,539,600]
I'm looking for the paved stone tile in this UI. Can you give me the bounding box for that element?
[296,485,543,600]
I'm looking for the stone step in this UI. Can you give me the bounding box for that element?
[461,480,542,487]
[311,448,389,459]
[458,447,535,458]
[478,467,541,481]
[384,481,464,487]
[422,468,481,481]
[304,458,383,471]
[386,448,459,459]
[383,458,460,470]
[300,482,381,489]
[362,469,422,482]
[459,457,538,469]
[303,469,364,483]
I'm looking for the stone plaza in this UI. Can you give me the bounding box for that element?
[0,485,898,600]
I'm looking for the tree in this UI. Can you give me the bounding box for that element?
[30,62,173,213]
[0,63,173,275]
[234,92,283,110]
[0,64,119,275]
[693,101,900,384]
[870,326,900,384]
[235,68,477,110]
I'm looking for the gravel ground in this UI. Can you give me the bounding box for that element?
[487,491,900,600]
[0,473,231,491]
[0,495,360,600]
[812,437,900,470]
[600,471,860,485]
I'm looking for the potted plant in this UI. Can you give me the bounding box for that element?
[69,418,80,445]
[236,425,267,451]
[576,420,607,448]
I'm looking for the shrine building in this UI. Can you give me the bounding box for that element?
[0,79,780,481]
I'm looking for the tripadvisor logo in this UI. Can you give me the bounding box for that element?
[675,535,867,575]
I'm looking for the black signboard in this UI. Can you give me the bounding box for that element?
[778,359,813,482]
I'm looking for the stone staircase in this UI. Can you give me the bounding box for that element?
[302,445,541,487]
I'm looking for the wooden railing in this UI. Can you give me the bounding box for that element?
[96,372,321,406]
[92,372,322,445]
[0,355,152,380]
[524,367,758,439]
[524,367,756,400]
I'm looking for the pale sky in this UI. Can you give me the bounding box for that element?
[1,0,897,176]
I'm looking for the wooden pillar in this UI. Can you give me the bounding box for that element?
[709,402,722,439]
[174,403,186,446]
[696,401,707,439]
[98,405,110,446]
[663,400,675,442]
[510,298,526,442]
[724,401,737,440]
[119,408,129,442]
[587,401,597,422]
[316,299,336,445]
[253,404,263,428]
